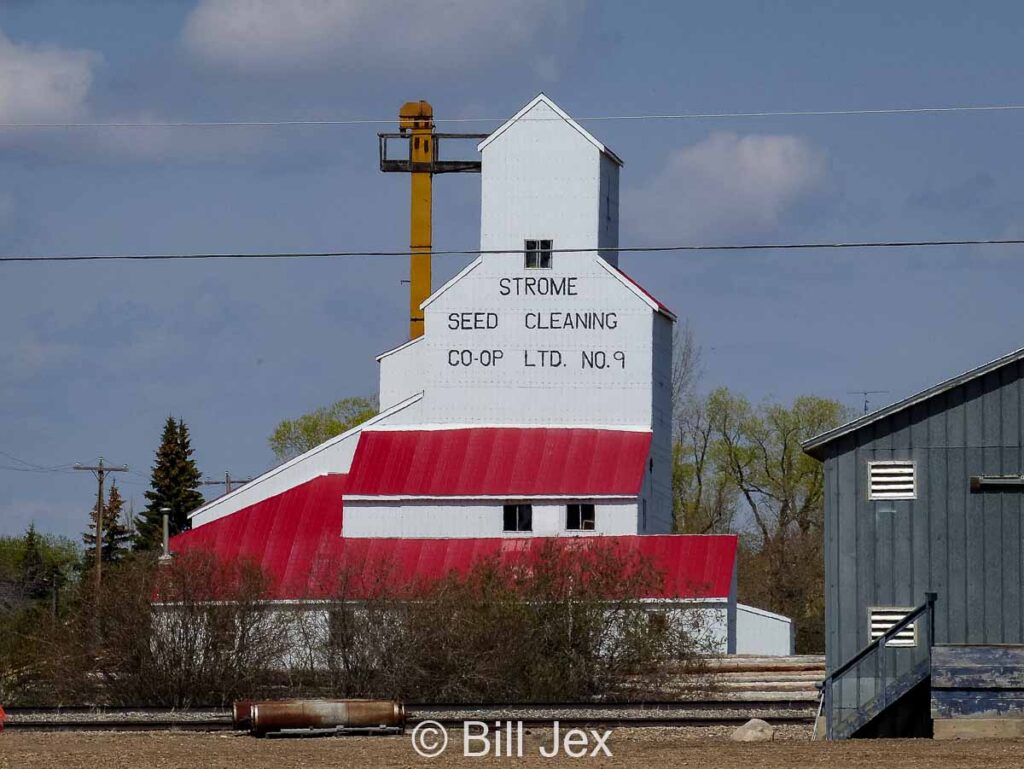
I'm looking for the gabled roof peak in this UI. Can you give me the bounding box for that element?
[803,344,1024,459]
[477,93,623,166]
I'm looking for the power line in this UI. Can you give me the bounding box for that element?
[0,449,76,473]
[0,465,76,474]
[4,102,1024,129]
[3,237,1024,264]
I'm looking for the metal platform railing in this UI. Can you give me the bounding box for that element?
[821,592,936,739]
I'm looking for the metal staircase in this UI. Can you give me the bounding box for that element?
[820,593,936,739]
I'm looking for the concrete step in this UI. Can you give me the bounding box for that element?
[707,655,825,674]
[675,690,821,703]
[715,671,824,684]
[716,680,821,693]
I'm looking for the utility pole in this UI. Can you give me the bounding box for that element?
[200,472,253,495]
[74,457,128,593]
[848,390,890,415]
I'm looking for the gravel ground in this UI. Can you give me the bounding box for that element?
[5,728,1024,769]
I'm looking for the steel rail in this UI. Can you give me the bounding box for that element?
[2,701,816,732]
[5,699,817,716]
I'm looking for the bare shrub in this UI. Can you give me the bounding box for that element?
[299,539,714,702]
[21,541,714,705]
[30,552,290,706]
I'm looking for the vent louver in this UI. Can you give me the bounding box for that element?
[868,461,916,500]
[869,608,918,647]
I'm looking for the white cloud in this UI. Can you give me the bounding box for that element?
[182,0,575,71]
[0,29,97,122]
[630,132,827,241]
[0,29,267,163]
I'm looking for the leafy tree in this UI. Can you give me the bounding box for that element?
[269,396,378,461]
[670,323,738,534]
[706,388,849,652]
[135,417,205,550]
[83,481,132,564]
[673,394,739,534]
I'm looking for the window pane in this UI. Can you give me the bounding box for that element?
[518,504,533,531]
[581,504,595,530]
[524,239,552,269]
[503,504,517,531]
[566,504,580,530]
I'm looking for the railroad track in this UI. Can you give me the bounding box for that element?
[3,719,235,732]
[2,699,816,732]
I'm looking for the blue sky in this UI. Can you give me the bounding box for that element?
[2,0,1024,537]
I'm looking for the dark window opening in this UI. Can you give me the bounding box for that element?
[525,239,553,269]
[503,504,533,532]
[566,503,596,531]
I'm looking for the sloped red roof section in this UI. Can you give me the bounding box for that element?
[171,475,736,600]
[614,267,676,320]
[344,428,651,497]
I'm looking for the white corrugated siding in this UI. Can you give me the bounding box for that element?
[342,499,640,538]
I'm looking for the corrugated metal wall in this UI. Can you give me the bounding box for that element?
[824,359,1024,670]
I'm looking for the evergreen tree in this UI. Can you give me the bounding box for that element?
[134,417,205,550]
[19,523,48,600]
[83,481,132,564]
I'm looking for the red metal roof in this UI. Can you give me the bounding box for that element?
[345,428,651,498]
[614,267,676,319]
[170,475,737,601]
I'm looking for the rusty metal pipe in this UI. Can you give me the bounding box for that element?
[232,700,252,730]
[233,699,308,731]
[249,699,405,736]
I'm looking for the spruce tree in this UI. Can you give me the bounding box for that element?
[134,417,205,550]
[83,481,132,563]
[19,523,48,600]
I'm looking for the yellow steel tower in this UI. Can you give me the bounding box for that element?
[379,102,485,340]
[402,101,433,340]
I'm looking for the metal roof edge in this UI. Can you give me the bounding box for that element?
[187,391,424,519]
[802,344,1024,459]
[343,494,638,502]
[362,423,652,433]
[476,93,623,166]
[375,335,424,362]
[595,257,675,319]
[420,256,482,310]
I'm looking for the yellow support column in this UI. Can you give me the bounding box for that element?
[400,101,433,340]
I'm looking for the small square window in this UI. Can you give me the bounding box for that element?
[525,239,553,269]
[566,503,595,531]
[503,503,533,532]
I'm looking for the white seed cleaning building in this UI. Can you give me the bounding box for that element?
[174,95,793,656]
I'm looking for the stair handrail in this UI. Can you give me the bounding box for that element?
[822,591,936,739]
